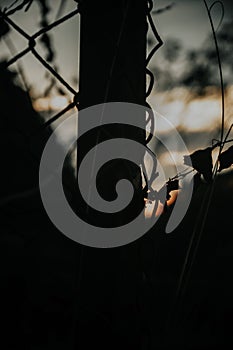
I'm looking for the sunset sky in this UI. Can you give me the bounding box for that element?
[0,0,232,181]
[0,0,232,97]
[1,5,233,347]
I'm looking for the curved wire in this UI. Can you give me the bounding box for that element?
[209,1,224,32]
[145,0,163,146]
[204,0,225,146]
[146,0,163,66]
[145,102,155,145]
[171,0,227,329]
[146,68,155,97]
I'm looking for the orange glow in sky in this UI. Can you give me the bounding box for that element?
[33,95,69,112]
[50,96,69,110]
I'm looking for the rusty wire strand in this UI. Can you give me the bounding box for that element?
[1,12,31,39]
[31,48,77,95]
[5,47,31,67]
[32,8,80,40]
[37,101,77,133]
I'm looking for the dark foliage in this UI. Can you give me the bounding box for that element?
[219,145,233,171]
[184,147,213,183]
[0,16,10,38]
[0,63,77,350]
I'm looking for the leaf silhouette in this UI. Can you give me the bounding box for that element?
[219,145,233,172]
[166,179,179,200]
[184,147,213,183]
